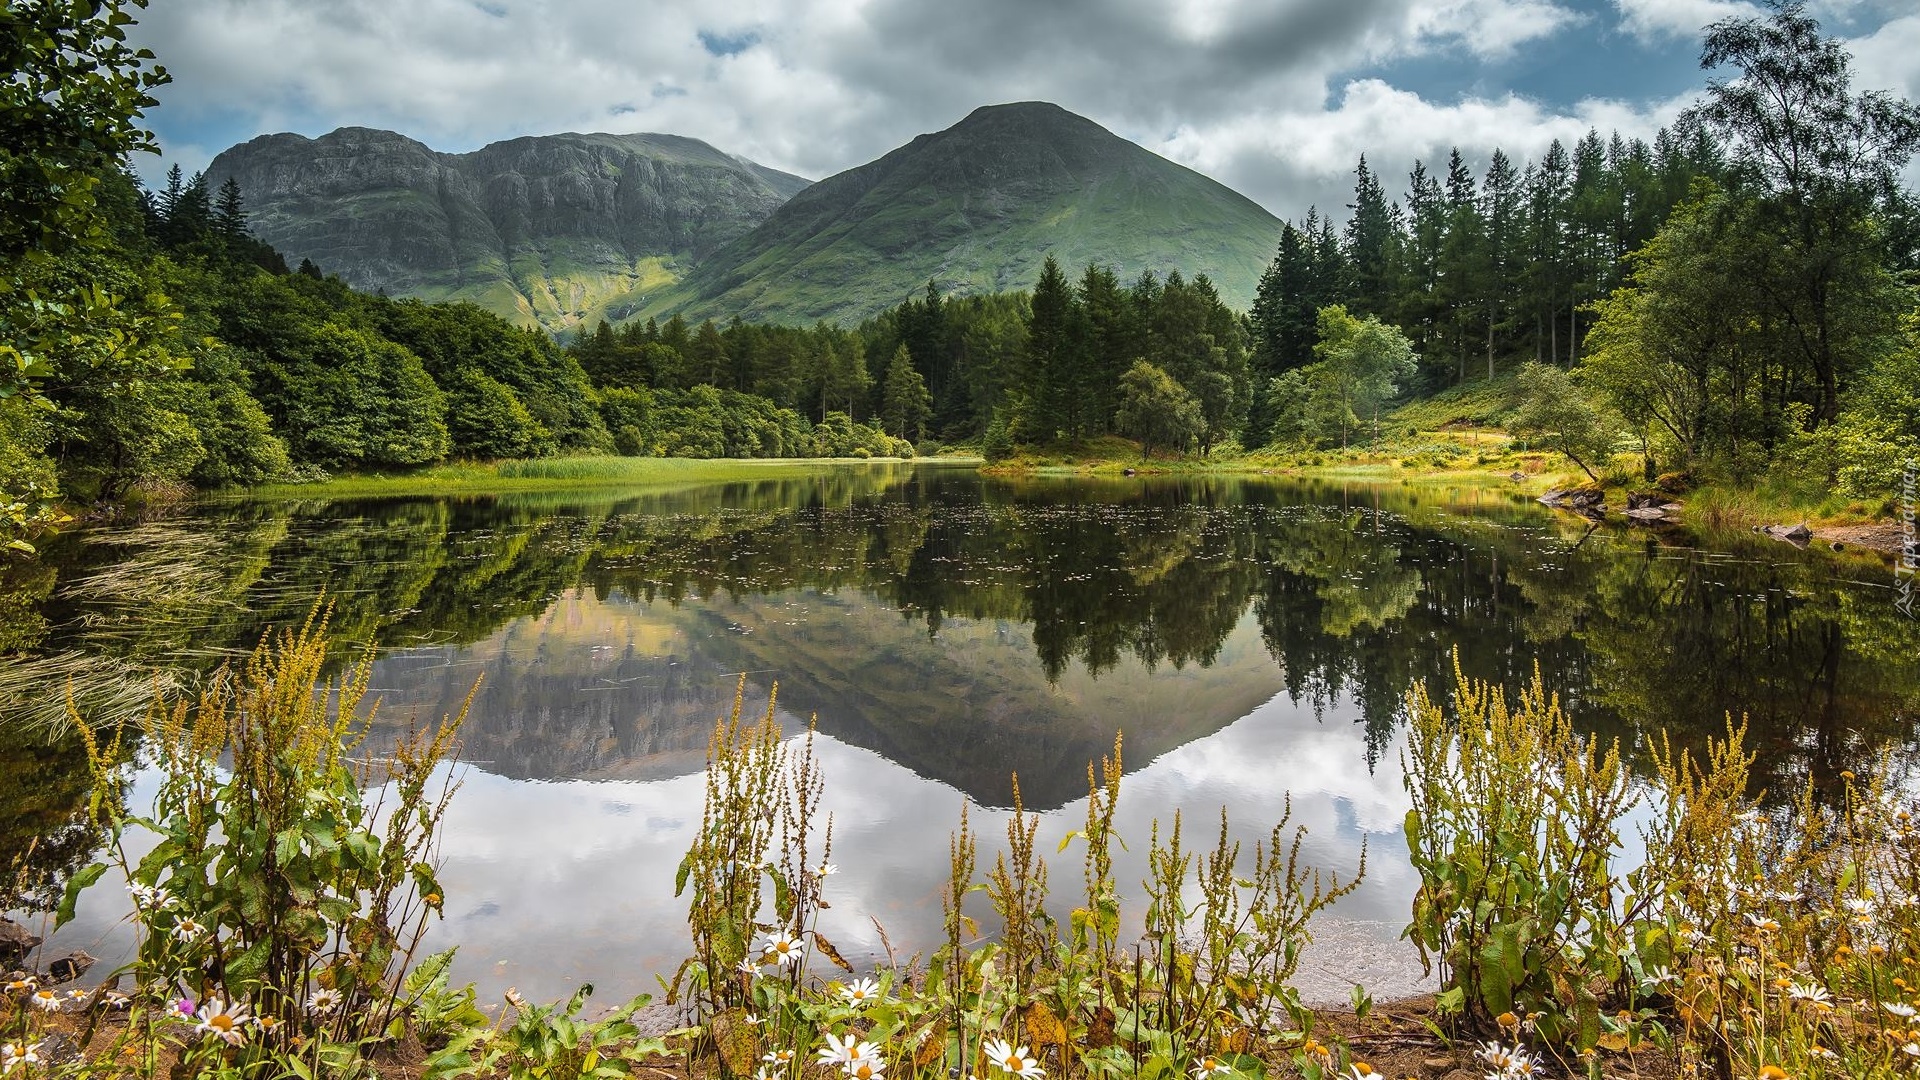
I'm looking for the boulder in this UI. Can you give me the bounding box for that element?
[1569,489,1604,509]
[1784,522,1813,542]
[1626,507,1669,522]
[44,950,94,984]
[0,920,39,967]
[1536,489,1568,506]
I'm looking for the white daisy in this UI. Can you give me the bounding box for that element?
[983,1037,1045,1080]
[763,932,803,967]
[1787,981,1833,1010]
[1191,1055,1234,1078]
[815,862,840,878]
[173,916,207,941]
[306,988,343,1015]
[840,977,881,1005]
[1,1042,42,1075]
[194,998,251,1047]
[28,989,60,1013]
[1885,1002,1919,1019]
[818,1033,878,1067]
[846,1053,886,1080]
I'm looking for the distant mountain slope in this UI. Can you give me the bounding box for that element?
[205,128,810,331]
[649,102,1283,325]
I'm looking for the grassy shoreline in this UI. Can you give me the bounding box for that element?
[228,455,981,500]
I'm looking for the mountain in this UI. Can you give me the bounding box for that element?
[648,102,1283,325]
[204,128,810,331]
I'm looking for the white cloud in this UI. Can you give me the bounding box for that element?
[1613,0,1764,42]
[130,0,1588,209]
[1847,14,1920,101]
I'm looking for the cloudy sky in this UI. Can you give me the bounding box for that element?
[129,0,1919,222]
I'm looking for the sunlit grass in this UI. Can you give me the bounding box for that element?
[239,456,954,499]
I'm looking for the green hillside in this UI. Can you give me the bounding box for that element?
[646,102,1284,325]
[205,128,810,332]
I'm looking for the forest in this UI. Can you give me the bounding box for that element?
[4,1,1918,553]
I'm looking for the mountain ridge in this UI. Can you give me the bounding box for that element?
[206,127,810,330]
[209,103,1283,330]
[641,101,1283,323]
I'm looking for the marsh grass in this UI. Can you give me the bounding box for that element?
[1403,658,1920,1079]
[676,726,1370,1080]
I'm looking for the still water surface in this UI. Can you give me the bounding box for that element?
[13,464,1917,1004]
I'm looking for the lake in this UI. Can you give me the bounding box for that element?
[5,463,1915,1006]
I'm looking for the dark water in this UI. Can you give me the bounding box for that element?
[5,464,1916,1003]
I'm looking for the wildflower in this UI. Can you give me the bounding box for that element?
[846,1053,886,1080]
[257,1016,282,1037]
[29,988,60,1012]
[1745,913,1780,933]
[1477,1042,1537,1078]
[1191,1055,1233,1078]
[840,978,881,1006]
[1811,1045,1838,1061]
[306,988,342,1015]
[1344,1065,1374,1080]
[983,1038,1045,1080]
[1886,1002,1919,1019]
[815,862,840,878]
[1902,1042,1919,1058]
[763,932,803,966]
[819,1034,878,1067]
[1757,1067,1788,1079]
[745,1012,763,1026]
[1843,897,1875,923]
[1641,967,1679,989]
[3,978,33,995]
[195,998,252,1047]
[764,1049,798,1065]
[1,1042,42,1075]
[1787,981,1833,1010]
[174,916,207,941]
[738,957,761,978]
[175,997,197,1018]
[1770,890,1805,904]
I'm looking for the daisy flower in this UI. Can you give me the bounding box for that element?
[846,1053,886,1080]
[764,1049,798,1065]
[1343,1065,1374,1080]
[1787,981,1833,1010]
[1745,913,1780,933]
[818,1034,879,1067]
[815,862,839,878]
[1885,1002,1919,1019]
[840,977,881,1005]
[1,1042,42,1075]
[194,998,252,1047]
[173,916,207,941]
[763,932,803,967]
[306,988,343,1015]
[1191,1054,1233,1078]
[738,957,761,978]
[983,1038,1045,1080]
[29,989,60,1013]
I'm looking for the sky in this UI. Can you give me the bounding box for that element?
[127,0,1920,223]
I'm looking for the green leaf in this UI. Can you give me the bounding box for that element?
[55,862,108,929]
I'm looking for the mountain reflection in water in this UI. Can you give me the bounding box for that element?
[7,464,1916,1004]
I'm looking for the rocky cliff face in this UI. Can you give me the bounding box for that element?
[206,128,810,331]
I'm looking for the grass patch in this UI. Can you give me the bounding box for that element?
[238,456,965,500]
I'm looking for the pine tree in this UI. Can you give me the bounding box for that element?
[880,344,933,441]
[214,177,246,240]
[1344,156,1393,316]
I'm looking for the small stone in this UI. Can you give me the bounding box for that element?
[1784,522,1813,542]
